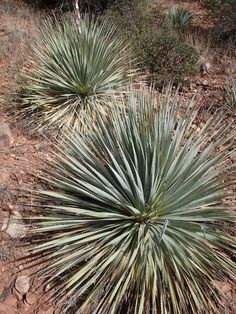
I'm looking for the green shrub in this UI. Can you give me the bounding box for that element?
[17,16,132,133]
[26,0,144,13]
[214,0,236,48]
[106,6,198,86]
[102,5,172,47]
[23,0,72,10]
[133,29,198,86]
[31,89,236,313]
[202,0,236,47]
[167,6,194,29]
[78,0,145,14]
[202,0,223,17]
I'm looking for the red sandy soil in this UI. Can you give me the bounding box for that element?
[0,107,57,313]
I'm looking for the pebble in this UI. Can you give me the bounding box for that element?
[44,283,51,292]
[25,292,37,305]
[19,265,24,271]
[1,217,9,232]
[15,275,30,295]
[6,214,28,238]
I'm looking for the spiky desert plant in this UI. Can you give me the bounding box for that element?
[31,90,236,313]
[167,6,194,28]
[17,16,132,133]
[222,78,236,113]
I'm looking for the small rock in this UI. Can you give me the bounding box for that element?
[12,210,22,218]
[202,80,209,90]
[4,203,13,212]
[34,143,47,152]
[15,275,30,295]
[44,283,51,292]
[0,123,14,148]
[202,80,209,86]
[6,214,28,238]
[25,292,37,305]
[19,265,24,271]
[1,217,9,231]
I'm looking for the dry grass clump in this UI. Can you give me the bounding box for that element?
[0,0,41,95]
[182,28,212,60]
[181,28,216,74]
[222,78,236,113]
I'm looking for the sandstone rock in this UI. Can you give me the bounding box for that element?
[25,292,37,305]
[0,123,14,148]
[19,264,24,271]
[6,213,28,238]
[15,275,30,295]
